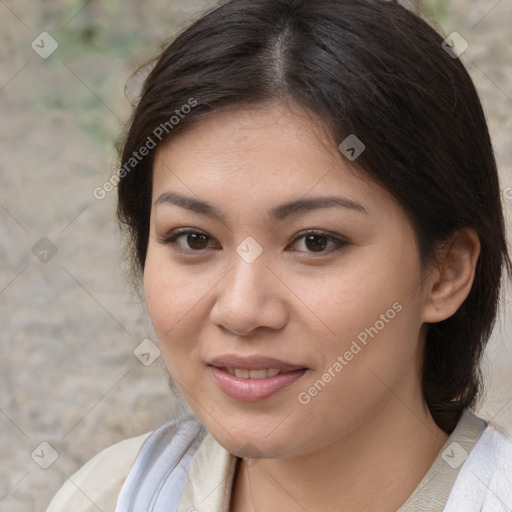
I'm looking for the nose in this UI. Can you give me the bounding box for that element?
[209,253,289,337]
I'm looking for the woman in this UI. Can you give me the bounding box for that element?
[46,0,512,510]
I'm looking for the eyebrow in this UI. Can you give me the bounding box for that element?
[154,191,367,221]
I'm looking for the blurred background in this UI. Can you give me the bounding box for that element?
[0,0,510,509]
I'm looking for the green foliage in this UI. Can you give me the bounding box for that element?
[422,0,449,21]
[35,0,159,151]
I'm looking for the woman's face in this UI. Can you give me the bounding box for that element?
[145,102,432,458]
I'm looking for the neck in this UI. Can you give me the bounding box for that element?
[230,398,449,512]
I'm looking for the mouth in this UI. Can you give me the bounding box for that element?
[207,356,308,401]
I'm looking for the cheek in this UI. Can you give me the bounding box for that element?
[143,247,208,367]
[293,292,422,445]
[292,245,424,398]
[291,249,421,350]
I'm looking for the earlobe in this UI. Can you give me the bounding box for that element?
[422,228,481,323]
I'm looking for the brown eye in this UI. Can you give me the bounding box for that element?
[304,234,329,252]
[290,231,347,255]
[186,232,210,250]
[161,229,216,252]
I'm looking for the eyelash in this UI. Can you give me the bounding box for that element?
[159,228,347,256]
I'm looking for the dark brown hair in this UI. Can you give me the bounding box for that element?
[117,0,511,433]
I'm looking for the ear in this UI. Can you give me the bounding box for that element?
[422,227,481,323]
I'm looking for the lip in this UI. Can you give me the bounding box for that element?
[208,355,308,402]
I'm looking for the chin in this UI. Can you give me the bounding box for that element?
[204,417,304,459]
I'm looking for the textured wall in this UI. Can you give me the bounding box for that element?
[0,0,510,510]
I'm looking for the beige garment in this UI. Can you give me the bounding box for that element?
[45,410,486,512]
[45,432,151,512]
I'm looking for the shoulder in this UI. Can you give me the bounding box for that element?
[445,420,512,511]
[45,432,152,512]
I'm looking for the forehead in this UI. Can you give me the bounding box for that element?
[154,102,335,175]
[151,103,391,219]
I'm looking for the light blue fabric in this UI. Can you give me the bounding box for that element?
[114,414,206,512]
